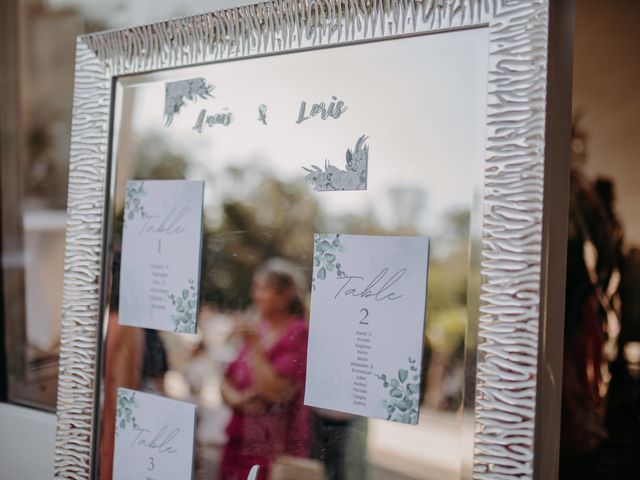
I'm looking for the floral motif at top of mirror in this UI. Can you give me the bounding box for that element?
[303,135,368,191]
[164,78,215,127]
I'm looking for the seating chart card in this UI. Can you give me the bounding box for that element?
[119,180,204,333]
[113,388,196,480]
[305,234,430,425]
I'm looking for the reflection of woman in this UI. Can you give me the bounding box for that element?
[99,251,169,480]
[100,310,143,480]
[220,259,310,480]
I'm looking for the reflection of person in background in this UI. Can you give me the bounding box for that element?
[100,303,143,480]
[220,259,310,480]
[560,121,625,478]
[99,251,169,480]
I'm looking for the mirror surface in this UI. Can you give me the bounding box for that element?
[100,27,488,480]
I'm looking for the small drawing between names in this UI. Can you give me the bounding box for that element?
[303,135,369,191]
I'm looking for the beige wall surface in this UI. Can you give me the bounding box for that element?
[573,0,640,245]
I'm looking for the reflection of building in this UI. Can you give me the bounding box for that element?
[3,1,83,410]
[20,1,83,207]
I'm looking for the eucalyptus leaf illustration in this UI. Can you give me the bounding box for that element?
[375,357,421,425]
[407,383,419,394]
[311,234,349,289]
[115,390,138,436]
[396,399,411,412]
[303,135,368,191]
[168,278,198,333]
[124,181,146,225]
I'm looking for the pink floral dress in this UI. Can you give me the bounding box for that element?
[220,318,310,480]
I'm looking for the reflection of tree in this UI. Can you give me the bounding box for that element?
[129,133,471,337]
[125,134,472,410]
[423,208,470,410]
[112,134,190,241]
[201,171,325,309]
[133,136,189,180]
[386,186,427,234]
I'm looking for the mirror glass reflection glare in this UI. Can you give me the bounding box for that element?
[101,27,489,480]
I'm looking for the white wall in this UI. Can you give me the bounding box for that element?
[0,404,56,479]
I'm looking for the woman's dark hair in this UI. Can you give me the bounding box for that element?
[256,259,306,317]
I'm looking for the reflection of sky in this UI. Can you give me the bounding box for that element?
[118,28,488,237]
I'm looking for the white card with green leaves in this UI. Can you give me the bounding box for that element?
[304,234,430,425]
[113,388,196,480]
[119,180,204,333]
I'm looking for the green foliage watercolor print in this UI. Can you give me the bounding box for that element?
[312,234,348,289]
[375,357,421,425]
[116,389,138,435]
[164,78,215,126]
[168,278,198,333]
[303,135,369,191]
[124,181,145,223]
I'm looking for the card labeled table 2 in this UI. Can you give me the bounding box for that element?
[305,234,430,425]
[118,180,204,334]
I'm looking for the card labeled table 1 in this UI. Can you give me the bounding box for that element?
[304,234,430,425]
[118,180,204,334]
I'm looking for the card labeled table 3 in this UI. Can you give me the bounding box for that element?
[118,180,204,333]
[304,234,430,425]
[113,388,196,480]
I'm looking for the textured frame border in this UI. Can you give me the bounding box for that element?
[54,1,550,478]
